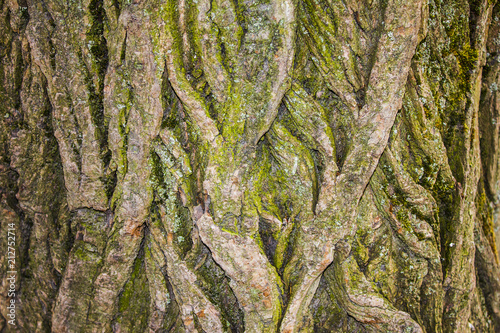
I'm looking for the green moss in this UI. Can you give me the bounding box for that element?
[115,244,151,332]
[72,242,102,263]
[455,43,478,91]
[83,0,111,167]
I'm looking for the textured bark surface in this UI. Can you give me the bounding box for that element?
[1,0,500,332]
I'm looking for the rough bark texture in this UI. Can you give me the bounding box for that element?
[1,0,500,332]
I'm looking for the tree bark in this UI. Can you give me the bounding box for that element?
[1,0,500,332]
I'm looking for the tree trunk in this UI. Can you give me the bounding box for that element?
[1,0,500,331]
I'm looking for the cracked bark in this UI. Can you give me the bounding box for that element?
[1,0,500,332]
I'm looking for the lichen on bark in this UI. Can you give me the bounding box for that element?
[1,0,500,332]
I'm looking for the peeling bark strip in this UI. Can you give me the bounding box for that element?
[1,0,500,332]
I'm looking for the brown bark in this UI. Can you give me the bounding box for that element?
[0,0,499,332]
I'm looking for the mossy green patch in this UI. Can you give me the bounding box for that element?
[115,242,151,331]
